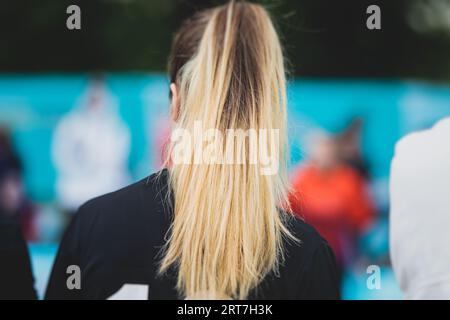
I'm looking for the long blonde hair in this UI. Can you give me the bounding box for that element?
[160,0,296,300]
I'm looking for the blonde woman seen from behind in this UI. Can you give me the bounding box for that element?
[45,1,340,300]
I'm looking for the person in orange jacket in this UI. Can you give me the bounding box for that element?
[289,133,374,276]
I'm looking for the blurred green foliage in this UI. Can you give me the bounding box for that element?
[1,0,450,80]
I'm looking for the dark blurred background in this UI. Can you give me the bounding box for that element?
[2,0,450,80]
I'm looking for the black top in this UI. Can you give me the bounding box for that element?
[0,214,37,300]
[45,170,340,300]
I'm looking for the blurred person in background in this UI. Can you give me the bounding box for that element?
[335,118,371,181]
[52,76,131,216]
[289,130,374,281]
[0,129,37,299]
[0,129,36,240]
[45,1,340,300]
[390,117,450,299]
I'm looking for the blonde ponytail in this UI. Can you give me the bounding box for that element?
[160,1,296,300]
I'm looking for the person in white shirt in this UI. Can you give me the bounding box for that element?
[390,117,450,299]
[52,79,131,212]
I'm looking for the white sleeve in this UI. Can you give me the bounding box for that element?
[389,117,450,299]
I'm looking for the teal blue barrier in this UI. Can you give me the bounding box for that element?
[1,75,450,202]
